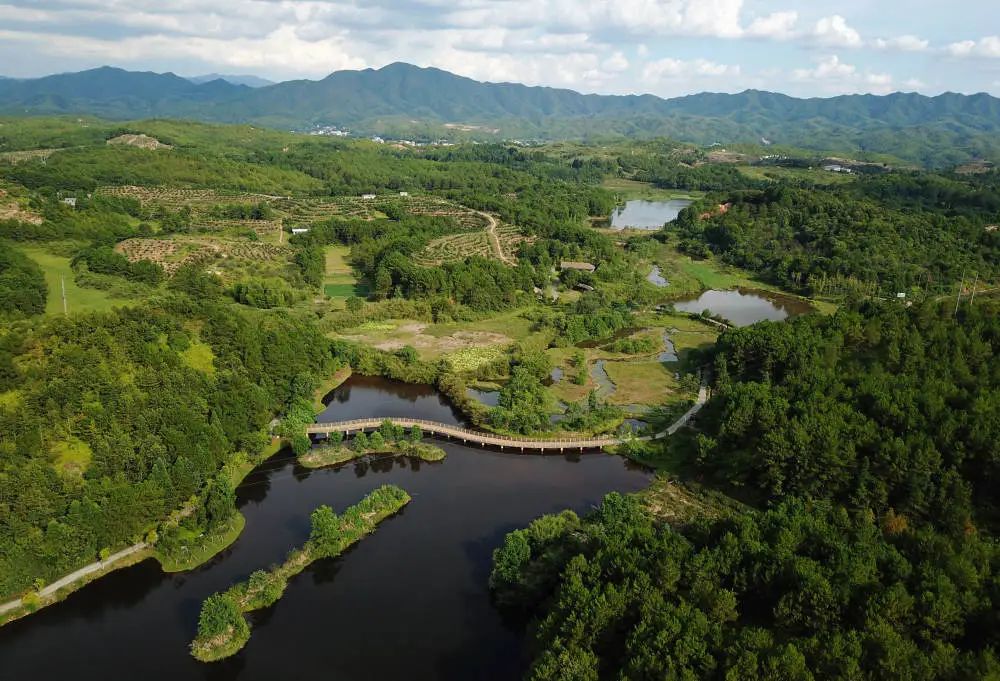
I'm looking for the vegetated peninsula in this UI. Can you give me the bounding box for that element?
[190,485,411,662]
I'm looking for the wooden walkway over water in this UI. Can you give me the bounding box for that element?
[306,386,709,452]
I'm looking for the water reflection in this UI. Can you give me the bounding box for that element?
[610,199,693,230]
[0,377,651,681]
[672,288,814,327]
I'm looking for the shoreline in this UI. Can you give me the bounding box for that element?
[0,367,356,628]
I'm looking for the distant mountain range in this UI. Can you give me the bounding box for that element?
[1,63,999,166]
[187,74,274,88]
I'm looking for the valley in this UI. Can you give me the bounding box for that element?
[0,109,997,681]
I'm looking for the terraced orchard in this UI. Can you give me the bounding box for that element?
[415,224,531,266]
[115,236,290,278]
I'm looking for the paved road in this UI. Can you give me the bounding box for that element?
[0,543,148,616]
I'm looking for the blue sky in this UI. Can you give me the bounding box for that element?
[1,0,998,97]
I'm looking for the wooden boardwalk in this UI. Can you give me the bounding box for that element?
[306,386,709,451]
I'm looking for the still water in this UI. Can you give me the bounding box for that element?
[610,199,693,230]
[673,288,814,327]
[0,377,650,681]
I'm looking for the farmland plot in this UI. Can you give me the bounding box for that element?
[115,236,290,278]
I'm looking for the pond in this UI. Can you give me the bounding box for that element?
[672,288,814,327]
[0,376,651,681]
[465,386,500,407]
[610,199,693,230]
[647,265,669,288]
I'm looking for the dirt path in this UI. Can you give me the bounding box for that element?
[478,210,515,265]
[0,542,148,616]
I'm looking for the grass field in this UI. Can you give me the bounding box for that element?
[323,245,366,305]
[335,307,546,361]
[18,245,131,315]
[181,342,216,375]
[601,178,705,201]
[51,437,93,476]
[603,360,681,406]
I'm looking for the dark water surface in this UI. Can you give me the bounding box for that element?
[673,288,814,327]
[0,377,651,681]
[610,199,693,230]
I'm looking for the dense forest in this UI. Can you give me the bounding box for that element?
[0,244,46,318]
[0,291,340,598]
[492,299,1000,679]
[674,179,1000,295]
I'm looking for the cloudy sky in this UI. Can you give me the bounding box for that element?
[1,0,999,98]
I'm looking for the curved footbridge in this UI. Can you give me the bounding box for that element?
[306,387,709,452]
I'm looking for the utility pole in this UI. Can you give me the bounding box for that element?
[61,276,67,315]
[954,268,966,317]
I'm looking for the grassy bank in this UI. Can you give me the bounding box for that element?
[601,178,705,201]
[312,366,352,412]
[190,485,411,662]
[155,513,246,573]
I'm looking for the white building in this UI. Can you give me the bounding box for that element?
[361,194,376,200]
[399,191,409,197]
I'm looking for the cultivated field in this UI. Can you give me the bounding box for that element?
[0,148,62,164]
[115,236,290,278]
[415,224,531,266]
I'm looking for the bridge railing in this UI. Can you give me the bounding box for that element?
[307,417,621,446]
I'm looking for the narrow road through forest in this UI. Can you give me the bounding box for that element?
[0,543,148,616]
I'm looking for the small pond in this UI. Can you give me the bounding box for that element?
[466,387,500,407]
[673,288,814,327]
[647,265,669,287]
[610,199,693,230]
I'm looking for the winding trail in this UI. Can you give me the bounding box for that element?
[478,210,515,265]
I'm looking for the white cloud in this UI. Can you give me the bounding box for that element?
[602,52,629,73]
[643,57,740,81]
[792,55,894,94]
[873,35,930,52]
[745,11,799,40]
[0,25,368,75]
[813,15,862,48]
[947,36,1000,58]
[793,55,855,80]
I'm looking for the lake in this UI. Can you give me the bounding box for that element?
[673,288,814,327]
[0,376,650,681]
[610,199,693,230]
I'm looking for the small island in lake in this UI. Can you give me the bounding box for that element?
[190,485,411,662]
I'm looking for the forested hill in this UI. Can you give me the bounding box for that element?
[3,63,1000,166]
